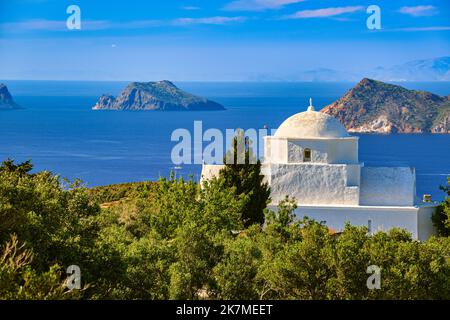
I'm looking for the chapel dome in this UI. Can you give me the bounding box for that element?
[274,99,349,139]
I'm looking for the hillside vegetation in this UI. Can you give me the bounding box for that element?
[1,159,450,299]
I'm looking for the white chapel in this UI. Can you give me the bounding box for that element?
[201,99,437,240]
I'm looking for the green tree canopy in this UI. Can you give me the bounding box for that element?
[2,159,450,300]
[432,177,450,236]
[219,130,271,227]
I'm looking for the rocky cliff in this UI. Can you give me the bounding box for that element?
[321,78,450,133]
[0,83,19,109]
[92,80,225,111]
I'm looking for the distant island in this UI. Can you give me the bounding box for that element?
[0,83,19,109]
[92,80,225,111]
[248,56,450,82]
[321,78,450,134]
[370,56,450,82]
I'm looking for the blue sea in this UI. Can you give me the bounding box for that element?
[0,81,449,200]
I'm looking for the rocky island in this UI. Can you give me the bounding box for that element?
[92,80,225,111]
[0,83,19,109]
[321,78,450,133]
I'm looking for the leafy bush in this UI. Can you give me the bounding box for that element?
[1,159,450,300]
[432,177,450,236]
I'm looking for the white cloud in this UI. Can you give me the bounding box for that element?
[0,19,163,32]
[224,0,305,11]
[0,16,245,33]
[173,16,246,25]
[0,19,67,32]
[111,20,162,29]
[283,6,364,19]
[399,5,438,17]
[182,6,201,11]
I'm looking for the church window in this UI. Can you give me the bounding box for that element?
[304,148,311,162]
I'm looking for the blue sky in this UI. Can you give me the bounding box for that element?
[0,0,449,80]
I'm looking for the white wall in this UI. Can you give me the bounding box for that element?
[346,164,361,186]
[268,204,422,239]
[200,164,225,184]
[287,140,329,163]
[264,137,287,163]
[267,163,360,205]
[265,136,358,165]
[202,165,437,240]
[417,205,437,241]
[360,167,415,206]
[327,138,359,164]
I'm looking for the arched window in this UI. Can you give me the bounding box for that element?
[304,148,311,162]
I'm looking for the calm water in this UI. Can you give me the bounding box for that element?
[0,81,449,200]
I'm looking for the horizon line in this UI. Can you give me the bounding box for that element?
[1,78,450,83]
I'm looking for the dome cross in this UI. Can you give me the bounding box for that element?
[307,98,315,111]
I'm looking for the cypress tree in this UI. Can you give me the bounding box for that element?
[219,130,271,227]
